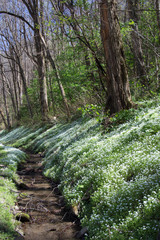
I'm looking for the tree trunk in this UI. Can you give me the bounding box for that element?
[16,55,33,118]
[9,59,19,117]
[48,73,56,114]
[0,64,11,129]
[155,0,160,43]
[40,34,71,119]
[0,109,8,129]
[33,21,49,121]
[100,0,133,114]
[54,61,71,120]
[20,0,49,122]
[35,37,49,121]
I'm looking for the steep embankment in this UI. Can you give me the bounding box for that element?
[0,97,160,239]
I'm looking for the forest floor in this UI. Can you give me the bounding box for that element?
[1,97,160,239]
[16,153,81,240]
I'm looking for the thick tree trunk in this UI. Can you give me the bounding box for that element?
[100,0,133,114]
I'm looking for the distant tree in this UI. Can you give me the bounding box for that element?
[155,0,160,42]
[1,0,71,120]
[0,0,50,121]
[127,0,149,90]
[0,26,33,118]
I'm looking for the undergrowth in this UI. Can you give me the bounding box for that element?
[0,96,160,239]
[0,143,26,239]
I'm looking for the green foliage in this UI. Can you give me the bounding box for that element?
[107,108,137,130]
[0,143,26,239]
[27,76,40,112]
[54,44,102,112]
[11,126,47,148]
[78,104,102,118]
[0,127,32,145]
[0,178,16,233]
[18,75,41,124]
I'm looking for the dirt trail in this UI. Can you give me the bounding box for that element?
[17,153,81,240]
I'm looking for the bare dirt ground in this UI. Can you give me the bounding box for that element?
[17,154,81,240]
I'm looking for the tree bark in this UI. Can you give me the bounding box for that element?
[28,0,49,121]
[0,64,11,129]
[34,28,49,121]
[8,58,19,117]
[0,109,8,129]
[100,0,133,114]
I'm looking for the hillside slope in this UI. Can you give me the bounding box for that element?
[0,97,160,239]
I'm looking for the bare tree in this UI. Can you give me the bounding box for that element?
[0,0,72,120]
[0,31,33,118]
[0,0,49,121]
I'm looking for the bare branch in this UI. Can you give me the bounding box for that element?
[0,11,34,30]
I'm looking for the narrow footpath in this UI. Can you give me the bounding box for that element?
[17,153,81,240]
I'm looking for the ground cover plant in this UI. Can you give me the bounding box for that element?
[0,142,26,240]
[0,96,160,239]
